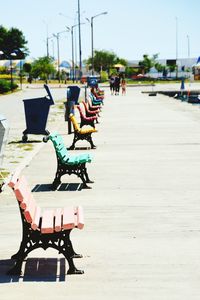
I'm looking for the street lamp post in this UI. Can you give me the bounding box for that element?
[86,12,108,75]
[66,25,77,83]
[46,36,54,57]
[51,39,55,58]
[66,23,84,83]
[53,30,68,83]
[43,20,52,57]
[77,0,82,80]
[187,34,190,59]
[10,52,17,91]
[175,16,178,78]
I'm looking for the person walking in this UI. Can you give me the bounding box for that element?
[109,74,115,95]
[114,74,121,95]
[121,77,126,95]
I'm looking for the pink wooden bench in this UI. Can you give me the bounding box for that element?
[7,172,84,276]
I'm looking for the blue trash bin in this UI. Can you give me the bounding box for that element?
[87,76,100,88]
[65,86,80,118]
[67,86,80,104]
[22,84,54,142]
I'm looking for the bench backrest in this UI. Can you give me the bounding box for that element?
[82,101,88,111]
[89,93,95,102]
[89,93,102,104]
[69,113,80,132]
[9,175,39,227]
[48,132,69,162]
[8,173,84,233]
[77,103,86,118]
[87,97,101,109]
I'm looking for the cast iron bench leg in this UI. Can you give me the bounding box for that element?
[68,135,77,150]
[51,164,63,190]
[57,231,84,274]
[83,165,94,184]
[7,256,25,275]
[88,134,96,149]
[79,172,91,189]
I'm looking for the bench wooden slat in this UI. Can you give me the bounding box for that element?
[83,101,99,115]
[20,193,32,210]
[80,127,97,134]
[31,206,41,230]
[57,147,68,161]
[62,207,75,230]
[14,175,31,202]
[8,168,21,188]
[69,114,80,132]
[41,210,54,234]
[87,97,101,109]
[24,197,37,224]
[54,208,62,232]
[70,113,97,134]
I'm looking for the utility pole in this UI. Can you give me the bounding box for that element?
[53,30,68,83]
[86,12,107,75]
[187,35,190,58]
[175,16,178,78]
[77,0,82,80]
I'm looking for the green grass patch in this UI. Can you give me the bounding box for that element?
[0,168,10,179]
[57,103,64,110]
[17,144,34,151]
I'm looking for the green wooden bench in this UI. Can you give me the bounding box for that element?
[45,132,94,190]
[7,172,85,275]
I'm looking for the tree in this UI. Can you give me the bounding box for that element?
[23,62,32,74]
[168,64,176,76]
[0,25,28,56]
[23,62,32,83]
[139,54,158,74]
[115,57,127,67]
[125,67,140,78]
[100,70,108,82]
[154,62,164,76]
[0,66,7,74]
[86,50,119,73]
[30,56,56,82]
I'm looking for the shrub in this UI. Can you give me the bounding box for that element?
[0,79,18,93]
[100,71,108,82]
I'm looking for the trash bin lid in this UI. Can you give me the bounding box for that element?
[44,84,54,105]
[66,86,80,103]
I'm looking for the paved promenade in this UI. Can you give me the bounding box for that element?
[1,84,200,299]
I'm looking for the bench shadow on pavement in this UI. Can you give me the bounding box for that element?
[32,183,83,192]
[9,140,42,144]
[0,258,66,283]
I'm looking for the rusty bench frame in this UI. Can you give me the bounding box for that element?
[7,173,84,276]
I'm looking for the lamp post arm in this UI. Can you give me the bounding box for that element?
[90,12,107,75]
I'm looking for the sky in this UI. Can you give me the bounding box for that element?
[0,0,200,63]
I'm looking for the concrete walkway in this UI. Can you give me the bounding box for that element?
[1,85,200,299]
